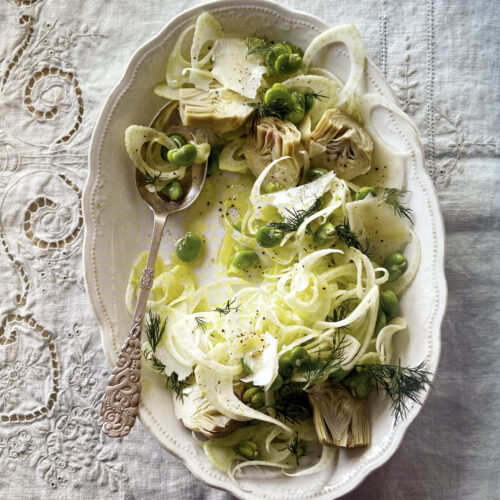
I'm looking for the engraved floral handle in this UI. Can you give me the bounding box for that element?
[100,212,167,437]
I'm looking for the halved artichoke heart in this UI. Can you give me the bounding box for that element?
[243,117,306,188]
[179,87,253,133]
[306,109,373,181]
[174,382,239,439]
[308,381,370,448]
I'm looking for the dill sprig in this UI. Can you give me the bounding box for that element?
[142,347,166,371]
[142,347,189,401]
[145,312,167,351]
[143,312,188,400]
[137,170,161,189]
[381,189,414,224]
[359,360,432,423]
[325,299,356,331]
[303,335,350,389]
[245,35,273,57]
[288,432,308,466]
[214,298,240,316]
[303,91,328,101]
[334,219,371,255]
[195,316,207,332]
[262,400,311,425]
[248,99,297,133]
[165,372,190,401]
[268,198,322,234]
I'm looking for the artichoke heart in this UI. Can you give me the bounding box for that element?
[179,87,253,133]
[244,117,306,188]
[306,109,373,181]
[308,381,370,448]
[174,382,239,439]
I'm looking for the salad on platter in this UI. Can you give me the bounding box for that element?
[124,12,431,483]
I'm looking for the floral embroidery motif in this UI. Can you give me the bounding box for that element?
[6,430,36,460]
[396,35,421,115]
[434,108,497,184]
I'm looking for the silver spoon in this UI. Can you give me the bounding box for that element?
[100,101,207,437]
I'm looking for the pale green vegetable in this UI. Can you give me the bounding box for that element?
[179,88,253,133]
[303,24,365,105]
[166,24,195,87]
[190,12,223,68]
[346,197,411,264]
[219,138,248,173]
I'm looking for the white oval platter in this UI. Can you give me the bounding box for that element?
[82,0,447,498]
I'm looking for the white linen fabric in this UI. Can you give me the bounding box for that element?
[0,0,498,499]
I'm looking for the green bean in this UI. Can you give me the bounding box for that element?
[270,374,284,391]
[237,440,259,460]
[381,290,399,319]
[355,186,375,201]
[383,253,407,282]
[304,93,315,112]
[266,181,281,193]
[242,386,261,403]
[306,168,329,181]
[263,83,291,107]
[251,391,265,408]
[285,90,306,124]
[161,145,169,162]
[278,356,293,379]
[231,250,260,270]
[161,180,183,201]
[314,222,336,246]
[279,383,302,399]
[290,346,309,366]
[167,143,197,167]
[343,370,372,399]
[272,42,292,57]
[175,232,203,262]
[256,226,284,248]
[169,133,186,148]
[374,308,387,336]
[207,145,221,177]
[275,53,302,74]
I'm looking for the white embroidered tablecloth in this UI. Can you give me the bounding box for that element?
[0,0,498,499]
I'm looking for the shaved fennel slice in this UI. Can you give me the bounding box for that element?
[166,24,195,87]
[219,138,248,172]
[281,75,340,126]
[376,317,407,364]
[212,38,266,99]
[153,83,180,100]
[125,125,186,181]
[303,25,365,105]
[229,461,293,490]
[250,162,338,218]
[182,67,213,90]
[354,137,408,190]
[190,12,223,69]
[284,446,337,477]
[195,364,291,431]
[346,197,411,264]
[307,66,343,85]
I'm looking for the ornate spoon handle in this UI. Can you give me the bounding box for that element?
[100,212,167,437]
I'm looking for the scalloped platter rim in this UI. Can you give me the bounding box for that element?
[82,1,447,498]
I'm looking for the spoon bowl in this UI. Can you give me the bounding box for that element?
[100,101,207,438]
